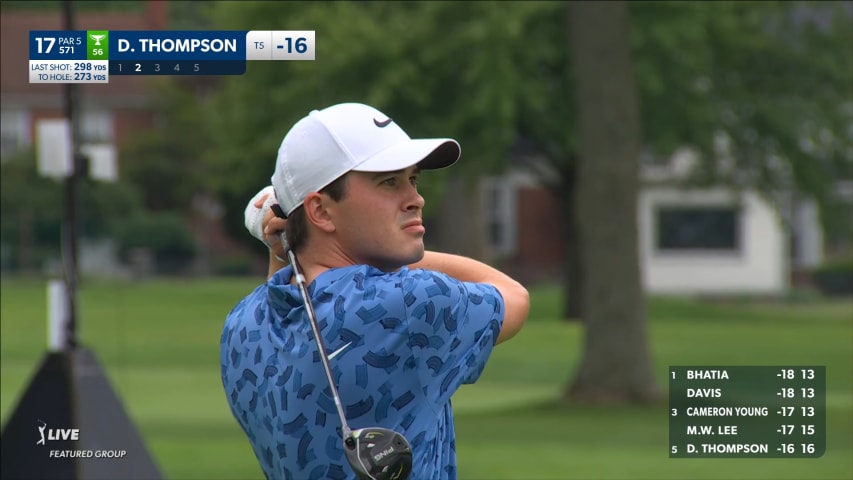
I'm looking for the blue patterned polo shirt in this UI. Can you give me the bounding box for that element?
[220,264,504,480]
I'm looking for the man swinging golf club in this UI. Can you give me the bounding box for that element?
[221,102,529,480]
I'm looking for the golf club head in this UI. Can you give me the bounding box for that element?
[344,428,412,480]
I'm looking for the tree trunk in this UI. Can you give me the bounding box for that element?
[18,209,33,273]
[551,162,583,321]
[564,0,661,404]
[434,176,486,260]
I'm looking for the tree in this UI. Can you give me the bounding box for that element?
[566,1,660,402]
[176,1,850,404]
[0,149,142,272]
[119,81,214,212]
[635,1,852,189]
[0,150,62,272]
[192,1,552,250]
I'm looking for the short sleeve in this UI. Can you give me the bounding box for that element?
[400,269,504,406]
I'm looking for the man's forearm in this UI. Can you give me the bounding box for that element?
[410,251,509,284]
[262,249,529,343]
[268,250,288,279]
[410,251,529,344]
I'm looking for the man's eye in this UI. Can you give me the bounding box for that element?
[409,176,419,187]
[381,177,397,186]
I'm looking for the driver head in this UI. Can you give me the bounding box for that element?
[344,428,412,480]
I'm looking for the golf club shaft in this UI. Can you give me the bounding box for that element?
[284,243,353,439]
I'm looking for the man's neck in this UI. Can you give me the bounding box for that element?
[289,245,355,286]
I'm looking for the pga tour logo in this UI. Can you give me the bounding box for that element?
[37,419,79,445]
[36,419,128,459]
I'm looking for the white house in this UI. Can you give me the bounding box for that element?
[638,186,789,295]
[477,148,824,295]
[638,148,823,295]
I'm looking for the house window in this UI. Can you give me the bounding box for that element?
[1,110,31,161]
[655,206,740,252]
[482,177,517,256]
[80,110,114,143]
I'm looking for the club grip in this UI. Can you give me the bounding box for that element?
[271,204,287,219]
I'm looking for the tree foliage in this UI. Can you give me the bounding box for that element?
[0,149,142,271]
[193,1,561,241]
[187,0,851,247]
[141,0,852,401]
[631,2,852,204]
[119,80,214,212]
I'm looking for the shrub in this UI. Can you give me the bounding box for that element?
[212,252,256,277]
[812,257,853,297]
[114,212,197,275]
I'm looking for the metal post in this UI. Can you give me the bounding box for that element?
[62,0,81,348]
[0,7,163,477]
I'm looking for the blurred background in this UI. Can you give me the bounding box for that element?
[1,1,851,479]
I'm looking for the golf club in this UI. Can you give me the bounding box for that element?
[271,204,413,480]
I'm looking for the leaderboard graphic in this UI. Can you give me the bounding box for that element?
[669,365,826,458]
[29,30,315,83]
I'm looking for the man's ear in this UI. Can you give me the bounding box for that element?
[303,192,336,233]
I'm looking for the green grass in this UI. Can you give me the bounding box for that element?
[1,277,851,480]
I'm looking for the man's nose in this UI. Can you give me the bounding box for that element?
[405,186,425,211]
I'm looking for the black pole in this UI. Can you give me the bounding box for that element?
[0,9,163,476]
[62,0,81,349]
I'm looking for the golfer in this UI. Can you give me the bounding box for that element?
[220,102,529,480]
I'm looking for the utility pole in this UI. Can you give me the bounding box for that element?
[61,0,81,349]
[0,3,162,477]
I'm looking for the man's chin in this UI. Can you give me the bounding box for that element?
[378,248,424,272]
[407,248,426,265]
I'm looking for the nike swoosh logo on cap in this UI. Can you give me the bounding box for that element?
[328,341,353,360]
[374,118,392,128]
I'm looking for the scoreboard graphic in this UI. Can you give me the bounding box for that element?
[29,30,315,83]
[669,366,826,458]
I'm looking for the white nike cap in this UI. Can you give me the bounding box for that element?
[271,102,461,217]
